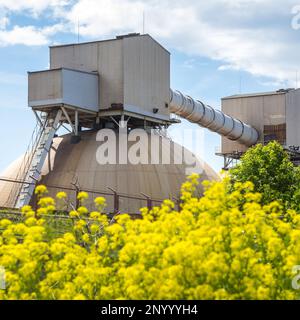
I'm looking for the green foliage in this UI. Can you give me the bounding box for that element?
[230,141,300,209]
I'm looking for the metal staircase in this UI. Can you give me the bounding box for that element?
[5,112,47,207]
[15,109,62,208]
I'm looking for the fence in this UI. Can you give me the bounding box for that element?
[0,177,181,215]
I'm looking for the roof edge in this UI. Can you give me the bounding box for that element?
[49,34,170,54]
[222,88,298,100]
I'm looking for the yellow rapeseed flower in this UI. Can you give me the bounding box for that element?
[0,174,299,300]
[77,191,89,201]
[56,192,67,199]
[35,185,48,195]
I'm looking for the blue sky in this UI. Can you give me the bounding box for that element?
[0,0,300,174]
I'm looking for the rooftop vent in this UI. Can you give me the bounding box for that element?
[116,33,141,40]
[276,88,295,93]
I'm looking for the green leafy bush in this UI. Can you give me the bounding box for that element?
[230,141,300,209]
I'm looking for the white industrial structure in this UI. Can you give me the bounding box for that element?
[0,33,298,210]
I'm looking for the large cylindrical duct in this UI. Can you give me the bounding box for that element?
[169,89,258,147]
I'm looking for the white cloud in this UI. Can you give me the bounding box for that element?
[0,0,299,84]
[0,0,70,46]
[218,65,239,71]
[42,23,66,36]
[0,25,55,46]
[183,59,197,69]
[60,0,300,84]
[0,0,71,15]
[257,79,290,88]
[0,22,68,46]
[65,0,144,36]
[0,16,9,30]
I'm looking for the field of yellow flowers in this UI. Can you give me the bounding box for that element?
[0,171,300,300]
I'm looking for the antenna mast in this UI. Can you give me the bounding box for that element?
[77,18,80,43]
[143,11,145,34]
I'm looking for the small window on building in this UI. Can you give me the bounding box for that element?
[263,123,286,145]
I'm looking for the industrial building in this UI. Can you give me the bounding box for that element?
[0,33,298,212]
[218,89,300,168]
[0,34,219,212]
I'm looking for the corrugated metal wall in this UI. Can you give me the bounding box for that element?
[49,35,170,119]
[221,93,286,153]
[286,89,300,146]
[28,69,62,103]
[50,39,124,112]
[123,36,170,116]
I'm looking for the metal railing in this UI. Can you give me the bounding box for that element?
[0,177,181,215]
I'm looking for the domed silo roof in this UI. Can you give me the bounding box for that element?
[0,130,219,213]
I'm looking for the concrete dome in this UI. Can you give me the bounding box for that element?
[0,130,218,213]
